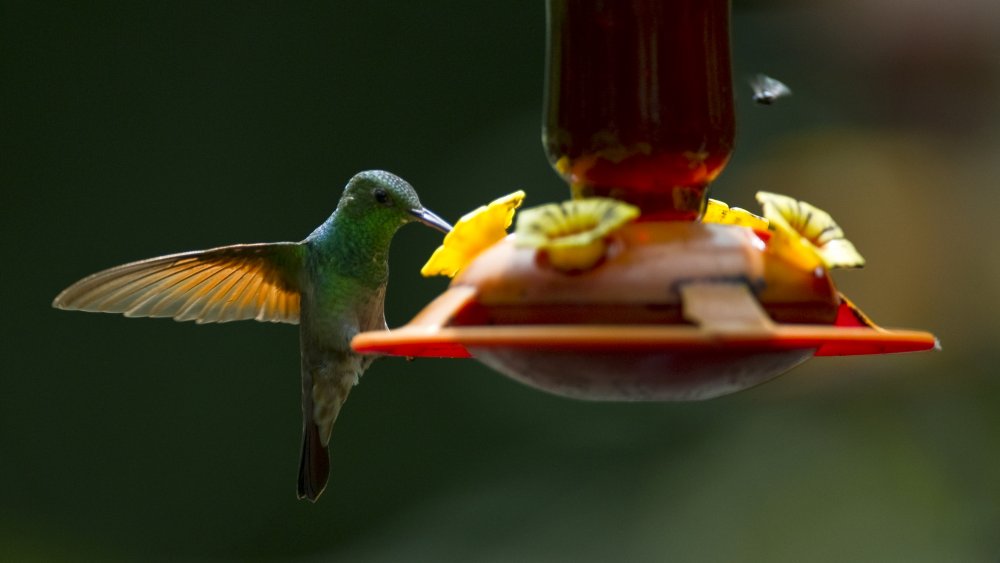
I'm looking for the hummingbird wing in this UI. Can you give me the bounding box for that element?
[53,242,304,324]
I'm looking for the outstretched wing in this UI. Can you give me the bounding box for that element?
[53,242,304,324]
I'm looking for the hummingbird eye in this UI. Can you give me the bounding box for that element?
[373,187,391,205]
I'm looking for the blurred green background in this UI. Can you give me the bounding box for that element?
[3,1,998,561]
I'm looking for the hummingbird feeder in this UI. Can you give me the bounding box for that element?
[352,0,938,400]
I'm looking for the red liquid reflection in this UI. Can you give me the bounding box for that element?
[543,0,735,221]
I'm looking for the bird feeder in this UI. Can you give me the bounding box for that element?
[352,0,937,400]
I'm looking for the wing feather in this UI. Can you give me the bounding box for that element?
[97,262,214,312]
[149,264,236,318]
[81,261,206,310]
[235,273,267,316]
[53,243,304,324]
[198,266,252,323]
[124,264,222,318]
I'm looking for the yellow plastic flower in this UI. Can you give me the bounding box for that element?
[515,198,640,271]
[755,191,865,269]
[420,191,525,278]
[702,198,770,231]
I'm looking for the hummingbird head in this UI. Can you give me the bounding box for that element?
[339,170,451,234]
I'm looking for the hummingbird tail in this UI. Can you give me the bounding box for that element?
[296,334,364,502]
[297,422,330,502]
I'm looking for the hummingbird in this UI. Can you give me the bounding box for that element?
[52,170,452,502]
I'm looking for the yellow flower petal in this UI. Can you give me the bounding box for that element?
[702,198,729,223]
[515,198,639,271]
[702,198,769,231]
[420,191,525,277]
[755,191,865,269]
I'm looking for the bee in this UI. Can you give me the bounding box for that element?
[749,74,792,105]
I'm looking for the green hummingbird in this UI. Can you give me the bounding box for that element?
[52,170,451,502]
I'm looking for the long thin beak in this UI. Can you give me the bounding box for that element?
[409,208,452,234]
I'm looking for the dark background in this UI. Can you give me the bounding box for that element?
[3,1,998,561]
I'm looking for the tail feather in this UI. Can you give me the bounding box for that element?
[297,422,329,502]
[297,336,364,502]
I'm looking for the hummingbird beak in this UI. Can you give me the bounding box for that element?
[409,208,452,234]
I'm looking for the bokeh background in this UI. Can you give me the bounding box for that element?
[3,1,998,561]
